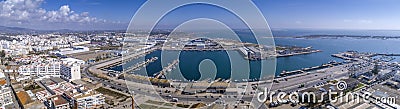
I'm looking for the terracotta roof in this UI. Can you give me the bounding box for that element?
[0,79,6,85]
[17,91,32,105]
[51,95,69,106]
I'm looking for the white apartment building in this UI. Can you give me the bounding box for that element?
[75,90,105,109]
[0,86,14,108]
[60,63,81,81]
[60,58,84,81]
[18,62,61,78]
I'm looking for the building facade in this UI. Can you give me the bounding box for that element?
[18,62,61,78]
[0,86,14,108]
[75,91,105,109]
[60,63,81,81]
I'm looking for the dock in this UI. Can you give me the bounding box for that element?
[97,48,157,71]
[331,54,355,60]
[154,59,179,79]
[278,61,342,77]
[277,50,321,57]
[375,53,400,56]
[124,57,158,73]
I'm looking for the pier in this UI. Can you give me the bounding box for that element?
[331,54,355,60]
[277,50,321,57]
[97,48,157,71]
[155,59,179,79]
[124,57,159,73]
[278,61,342,77]
[375,53,400,56]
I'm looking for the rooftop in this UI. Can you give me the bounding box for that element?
[50,95,69,106]
[17,91,32,105]
[74,90,103,99]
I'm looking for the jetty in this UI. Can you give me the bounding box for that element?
[278,61,342,77]
[124,57,158,73]
[277,50,321,57]
[154,59,179,79]
[98,48,157,71]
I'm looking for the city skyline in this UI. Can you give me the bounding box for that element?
[1,0,400,30]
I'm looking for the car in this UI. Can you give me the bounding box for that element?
[171,98,178,102]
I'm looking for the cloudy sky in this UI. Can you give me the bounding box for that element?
[1,0,400,30]
[0,0,134,30]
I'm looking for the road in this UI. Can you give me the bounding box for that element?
[4,72,23,109]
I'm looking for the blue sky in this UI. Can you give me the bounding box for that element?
[0,0,400,30]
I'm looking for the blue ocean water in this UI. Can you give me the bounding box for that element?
[112,29,400,80]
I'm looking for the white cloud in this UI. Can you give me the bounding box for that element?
[0,0,116,30]
[343,19,373,24]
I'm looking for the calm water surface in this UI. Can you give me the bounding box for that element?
[112,36,400,81]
